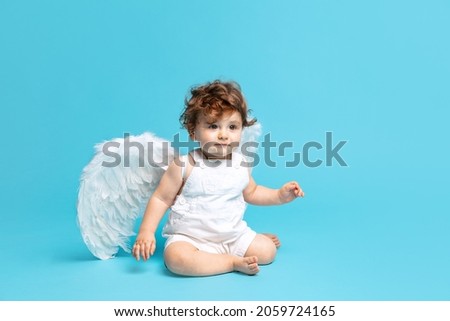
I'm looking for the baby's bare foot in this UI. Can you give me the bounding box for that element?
[234,256,259,275]
[263,233,281,248]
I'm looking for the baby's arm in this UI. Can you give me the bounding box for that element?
[132,158,183,261]
[243,176,304,206]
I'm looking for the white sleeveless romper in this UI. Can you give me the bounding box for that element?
[162,149,257,257]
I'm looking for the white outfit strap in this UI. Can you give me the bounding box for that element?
[180,154,188,180]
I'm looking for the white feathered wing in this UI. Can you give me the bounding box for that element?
[239,122,262,163]
[77,132,175,260]
[77,124,262,260]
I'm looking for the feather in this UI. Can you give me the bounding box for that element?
[77,132,174,260]
[240,122,262,169]
[241,122,262,147]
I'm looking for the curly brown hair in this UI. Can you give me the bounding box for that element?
[180,80,257,137]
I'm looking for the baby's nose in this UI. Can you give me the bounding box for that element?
[218,131,228,140]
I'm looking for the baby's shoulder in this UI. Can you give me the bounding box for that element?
[168,152,196,180]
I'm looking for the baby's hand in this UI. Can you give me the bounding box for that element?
[278,181,304,203]
[132,232,156,261]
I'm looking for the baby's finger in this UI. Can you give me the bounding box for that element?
[139,244,147,261]
[283,182,295,193]
[288,182,299,192]
[139,243,147,261]
[295,186,304,197]
[133,243,140,261]
[298,187,305,197]
[291,182,304,197]
[144,242,152,261]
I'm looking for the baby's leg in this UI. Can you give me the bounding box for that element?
[262,233,281,248]
[245,234,278,265]
[164,241,259,276]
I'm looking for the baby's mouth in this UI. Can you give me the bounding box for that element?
[207,144,232,154]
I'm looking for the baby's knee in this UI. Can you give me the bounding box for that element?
[164,242,196,275]
[259,242,277,265]
[163,243,191,275]
[246,235,277,265]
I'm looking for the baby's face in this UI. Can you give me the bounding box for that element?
[193,111,243,159]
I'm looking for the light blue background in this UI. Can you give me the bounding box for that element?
[1,0,449,300]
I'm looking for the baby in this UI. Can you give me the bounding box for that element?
[132,80,304,276]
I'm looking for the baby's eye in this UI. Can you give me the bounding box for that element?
[229,124,240,130]
[208,124,218,129]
